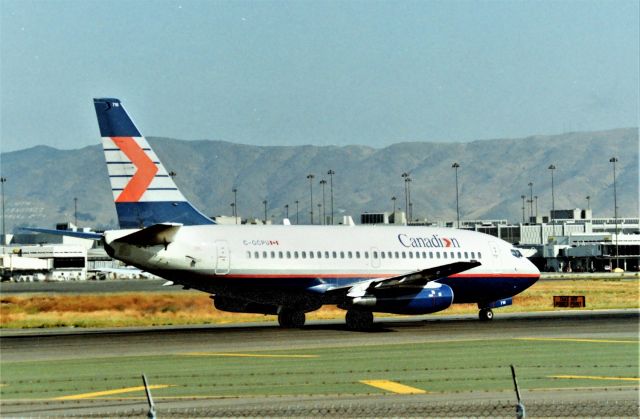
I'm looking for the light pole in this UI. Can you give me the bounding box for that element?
[285,204,289,220]
[586,195,590,210]
[327,170,335,225]
[452,162,460,228]
[74,197,78,227]
[319,179,327,225]
[295,200,299,225]
[1,177,6,244]
[307,174,315,224]
[401,172,409,221]
[317,203,322,224]
[609,157,619,269]
[391,196,397,214]
[230,202,235,219]
[263,200,267,224]
[548,165,556,222]
[534,195,538,220]
[521,195,526,224]
[407,177,412,221]
[232,188,238,224]
[528,182,534,222]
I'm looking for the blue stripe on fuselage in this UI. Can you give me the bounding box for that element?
[115,201,215,228]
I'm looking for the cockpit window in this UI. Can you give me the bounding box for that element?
[511,249,523,258]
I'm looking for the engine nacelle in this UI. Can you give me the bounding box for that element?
[351,282,454,315]
[214,296,278,315]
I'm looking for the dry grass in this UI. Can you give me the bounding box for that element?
[1,279,638,329]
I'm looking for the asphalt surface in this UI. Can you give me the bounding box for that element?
[1,310,638,417]
[1,310,638,362]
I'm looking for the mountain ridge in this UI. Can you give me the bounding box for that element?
[1,128,637,232]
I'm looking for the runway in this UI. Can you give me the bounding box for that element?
[1,310,638,417]
[2,309,638,362]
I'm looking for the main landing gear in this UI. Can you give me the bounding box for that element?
[479,308,494,321]
[277,309,306,328]
[345,309,374,331]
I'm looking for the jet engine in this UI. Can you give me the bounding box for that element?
[349,282,454,315]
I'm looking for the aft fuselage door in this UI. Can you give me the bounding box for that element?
[215,240,230,275]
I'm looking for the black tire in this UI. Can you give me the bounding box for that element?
[479,308,494,321]
[278,310,306,328]
[345,310,374,331]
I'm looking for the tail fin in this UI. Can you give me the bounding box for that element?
[94,98,215,228]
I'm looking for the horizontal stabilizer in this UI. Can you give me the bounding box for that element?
[20,227,104,240]
[113,223,181,246]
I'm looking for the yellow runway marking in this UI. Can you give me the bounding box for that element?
[179,352,318,358]
[549,375,640,382]
[360,380,427,394]
[55,385,171,400]
[515,337,636,344]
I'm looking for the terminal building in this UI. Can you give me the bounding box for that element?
[361,208,640,273]
[2,209,638,281]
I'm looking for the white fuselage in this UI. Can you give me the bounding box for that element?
[106,224,539,294]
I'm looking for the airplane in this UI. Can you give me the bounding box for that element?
[29,98,540,330]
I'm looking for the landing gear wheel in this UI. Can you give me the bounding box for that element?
[345,310,374,331]
[278,310,306,328]
[479,308,494,321]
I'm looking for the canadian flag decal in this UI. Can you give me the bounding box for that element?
[112,137,158,202]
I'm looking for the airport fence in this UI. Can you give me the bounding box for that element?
[69,399,638,417]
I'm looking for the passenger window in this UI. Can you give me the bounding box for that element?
[388,251,392,258]
[332,251,337,258]
[340,251,345,259]
[294,251,299,258]
[247,251,251,258]
[478,252,482,259]
[450,252,455,259]
[301,251,306,259]
[317,251,322,258]
[310,252,314,259]
[279,251,283,258]
[471,252,475,259]
[325,251,330,258]
[254,251,260,259]
[381,252,386,259]
[443,252,447,259]
[401,251,406,259]
[271,251,276,258]
[262,251,267,258]
[373,251,378,258]
[464,252,468,259]
[348,251,352,258]
[355,251,360,258]
[394,251,399,259]
[364,251,369,259]
[429,251,433,258]
[286,251,291,259]
[457,252,461,259]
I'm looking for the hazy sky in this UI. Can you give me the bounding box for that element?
[1,0,638,152]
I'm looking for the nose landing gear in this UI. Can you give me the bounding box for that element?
[479,308,494,321]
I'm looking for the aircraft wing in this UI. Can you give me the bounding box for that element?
[325,260,481,297]
[368,260,481,291]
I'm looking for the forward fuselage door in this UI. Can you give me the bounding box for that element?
[215,240,230,275]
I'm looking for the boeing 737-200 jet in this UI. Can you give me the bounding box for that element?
[32,98,541,330]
